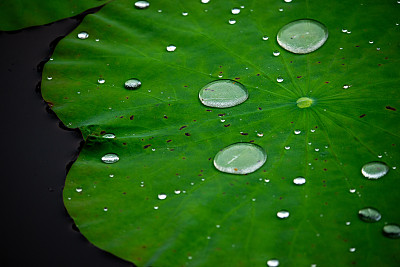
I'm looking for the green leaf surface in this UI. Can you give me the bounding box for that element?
[0,0,108,31]
[42,0,400,266]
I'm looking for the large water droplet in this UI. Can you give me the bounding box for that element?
[134,1,150,9]
[102,133,115,139]
[77,32,89,39]
[199,79,248,108]
[293,177,306,185]
[231,8,241,14]
[277,19,328,54]
[166,45,176,52]
[382,224,400,239]
[158,193,167,200]
[277,210,290,219]
[296,97,313,108]
[213,143,267,174]
[124,78,142,90]
[101,153,120,164]
[358,207,381,222]
[267,259,280,267]
[361,161,389,179]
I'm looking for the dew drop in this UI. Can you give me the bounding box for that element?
[124,78,142,90]
[369,40,374,44]
[134,1,150,9]
[77,31,89,39]
[76,188,82,193]
[213,143,267,174]
[101,153,119,164]
[201,0,210,3]
[361,161,389,179]
[346,221,351,226]
[277,19,328,54]
[343,84,351,89]
[382,224,400,239]
[277,76,284,83]
[358,207,381,222]
[158,193,167,200]
[296,97,313,108]
[154,206,159,210]
[349,248,356,253]
[262,36,269,40]
[293,177,306,185]
[182,12,188,16]
[103,207,108,212]
[166,45,176,52]
[273,50,281,56]
[102,133,115,139]
[284,0,292,2]
[231,8,241,14]
[228,19,237,25]
[199,79,248,108]
[257,132,264,137]
[174,190,181,194]
[310,129,315,133]
[349,188,356,193]
[277,210,290,219]
[284,146,291,150]
[98,78,105,84]
[294,130,301,135]
[109,174,114,178]
[47,76,53,81]
[267,259,280,267]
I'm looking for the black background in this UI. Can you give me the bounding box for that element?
[1,10,134,267]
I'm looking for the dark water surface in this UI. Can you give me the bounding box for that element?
[0,11,133,267]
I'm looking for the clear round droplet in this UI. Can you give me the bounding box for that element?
[213,143,267,174]
[228,19,236,25]
[158,193,167,200]
[134,1,150,9]
[296,97,313,108]
[293,177,306,185]
[273,50,281,56]
[284,146,291,150]
[267,259,280,267]
[361,161,389,179]
[124,78,142,90]
[77,32,89,39]
[102,133,115,139]
[166,45,176,52]
[277,19,328,54]
[199,79,248,108]
[294,130,301,135]
[277,76,284,83]
[231,8,240,14]
[101,153,119,164]
[98,78,105,84]
[262,36,269,40]
[277,210,290,219]
[382,224,400,239]
[358,207,381,222]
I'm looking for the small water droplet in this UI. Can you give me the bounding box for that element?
[382,224,400,239]
[228,19,236,25]
[199,79,248,108]
[343,84,351,89]
[296,97,313,108]
[109,174,114,178]
[47,76,53,80]
[201,0,210,3]
[273,50,281,56]
[277,76,284,83]
[262,36,269,40]
[213,143,267,174]
[277,210,290,219]
[346,221,351,225]
[267,259,280,267]
[124,78,141,90]
[358,207,381,222]
[166,45,176,52]
[101,153,119,164]
[77,32,89,39]
[134,1,150,9]
[257,132,264,137]
[277,19,328,54]
[284,0,293,2]
[102,133,115,139]
[284,146,291,150]
[293,177,306,185]
[349,188,356,193]
[103,207,108,212]
[174,190,181,194]
[369,40,374,44]
[264,179,270,183]
[294,130,301,135]
[98,78,105,84]
[158,193,167,200]
[361,161,389,179]
[310,129,316,133]
[154,206,159,210]
[95,39,100,42]
[76,188,82,193]
[314,148,320,152]
[182,12,188,16]
[349,247,356,253]
[216,224,220,228]
[231,8,240,14]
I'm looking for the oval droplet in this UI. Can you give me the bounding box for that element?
[201,0,210,3]
[98,78,105,84]
[361,161,389,179]
[382,224,400,239]
[277,19,328,54]
[273,50,281,56]
[228,19,236,25]
[277,210,290,219]
[101,153,120,164]
[102,133,115,139]
[296,97,313,108]
[166,45,176,52]
[267,259,280,267]
[293,177,306,185]
[262,36,269,40]
[231,8,240,14]
[199,79,248,108]
[158,193,167,200]
[294,130,301,135]
[358,207,381,222]
[124,78,142,90]
[134,1,150,9]
[77,32,89,39]
[213,143,267,174]
[277,76,284,83]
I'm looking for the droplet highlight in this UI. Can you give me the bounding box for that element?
[273,50,281,56]
[134,1,150,9]
[228,19,236,25]
[358,207,381,222]
[293,177,306,185]
[361,161,389,179]
[77,32,89,39]
[382,224,400,239]
[166,45,176,52]
[267,259,280,267]
[277,210,290,219]
[124,78,142,90]
[101,153,119,164]
[231,8,240,14]
[102,133,115,139]
[158,194,167,200]
[199,79,248,108]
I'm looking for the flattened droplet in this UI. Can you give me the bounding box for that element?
[134,1,150,9]
[213,143,267,174]
[293,177,306,185]
[102,133,115,139]
[199,79,248,108]
[158,194,167,200]
[267,259,280,267]
[277,19,328,54]
[277,210,290,219]
[382,224,400,239]
[77,32,89,39]
[228,19,236,25]
[273,50,281,56]
[101,153,119,164]
[361,161,389,179]
[231,8,240,14]
[98,78,105,84]
[358,207,381,222]
[124,78,142,90]
[166,45,176,52]
[294,130,301,135]
[296,97,313,108]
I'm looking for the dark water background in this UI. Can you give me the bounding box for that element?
[1,9,133,267]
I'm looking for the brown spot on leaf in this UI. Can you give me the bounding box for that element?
[130,115,134,120]
[144,144,151,149]
[185,133,191,136]
[359,114,366,118]
[224,124,231,127]
[386,106,396,111]
[167,140,172,143]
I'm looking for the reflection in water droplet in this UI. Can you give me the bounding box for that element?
[213,143,267,174]
[134,1,150,9]
[346,221,351,225]
[361,161,389,179]
[358,207,381,222]
[98,78,105,84]
[267,259,280,267]
[277,19,328,54]
[231,8,240,14]
[154,206,159,210]
[166,45,176,52]
[277,76,284,83]
[102,133,115,139]
[296,97,313,108]
[199,79,248,108]
[101,153,119,164]
[277,210,290,219]
[124,78,142,90]
[293,177,306,185]
[294,130,301,135]
[349,248,356,253]
[77,32,89,39]
[76,188,82,193]
[382,224,400,239]
[228,19,237,25]
[273,50,281,56]
[158,194,167,200]
[262,36,269,40]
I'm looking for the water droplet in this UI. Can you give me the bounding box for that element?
[77,32,89,39]
[277,76,284,83]
[262,36,269,40]
[284,0,292,2]
[296,97,313,108]
[174,190,181,194]
[277,210,290,219]
[201,0,210,3]
[314,148,320,152]
[257,132,264,137]
[264,179,270,183]
[102,133,115,139]
[213,143,267,174]
[95,39,100,42]
[382,224,400,239]
[293,177,306,185]
[47,76,53,81]
[182,12,188,16]
[231,8,240,14]
[134,1,150,9]
[273,50,281,56]
[103,207,108,212]
[277,19,328,54]
[310,129,315,133]
[166,45,176,52]
[199,79,248,108]
[124,78,142,90]
[349,188,356,193]
[101,153,119,164]
[358,207,381,222]
[76,188,82,193]
[361,161,389,179]
[284,146,291,150]
[346,221,351,225]
[349,248,356,253]
[154,206,159,210]
[216,224,220,228]
[109,174,114,178]
[228,19,236,25]
[294,130,301,135]
[158,193,167,200]
[98,78,105,84]
[343,84,351,89]
[342,29,348,33]
[267,259,280,267]
[369,40,374,44]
